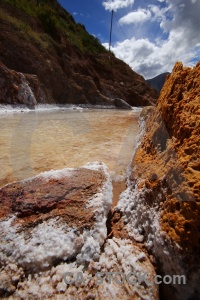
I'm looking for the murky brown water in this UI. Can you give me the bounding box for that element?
[0,108,140,187]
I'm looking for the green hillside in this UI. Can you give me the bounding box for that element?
[1,0,106,54]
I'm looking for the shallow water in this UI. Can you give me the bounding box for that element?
[0,108,140,187]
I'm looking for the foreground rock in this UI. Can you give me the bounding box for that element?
[0,162,158,299]
[116,62,200,300]
[0,163,111,271]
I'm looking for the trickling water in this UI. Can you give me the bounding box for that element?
[0,108,141,187]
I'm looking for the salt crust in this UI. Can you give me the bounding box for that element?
[126,111,146,186]
[0,104,142,114]
[116,163,196,299]
[6,238,157,299]
[115,112,198,300]
[0,162,112,272]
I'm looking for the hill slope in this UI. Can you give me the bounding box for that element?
[0,0,158,108]
[146,72,170,93]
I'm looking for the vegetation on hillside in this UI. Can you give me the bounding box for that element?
[1,0,107,54]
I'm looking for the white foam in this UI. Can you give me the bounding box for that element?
[131,106,143,112]
[0,104,122,114]
[0,104,30,114]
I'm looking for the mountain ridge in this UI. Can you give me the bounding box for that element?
[146,72,170,93]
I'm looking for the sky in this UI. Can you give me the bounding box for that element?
[58,0,200,79]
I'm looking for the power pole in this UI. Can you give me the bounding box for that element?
[109,10,114,52]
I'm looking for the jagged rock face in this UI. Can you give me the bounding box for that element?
[0,1,158,107]
[157,62,200,247]
[116,62,200,300]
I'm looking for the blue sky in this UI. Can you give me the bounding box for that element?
[58,0,200,79]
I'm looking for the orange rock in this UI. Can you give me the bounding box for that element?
[122,61,200,299]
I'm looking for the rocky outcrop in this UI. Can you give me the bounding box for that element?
[115,62,200,300]
[0,1,158,108]
[0,163,158,299]
[0,61,32,107]
[113,98,133,109]
[0,61,133,109]
[0,62,47,108]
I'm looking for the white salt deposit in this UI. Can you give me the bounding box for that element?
[0,104,142,114]
[126,111,146,185]
[23,167,74,182]
[0,104,115,114]
[0,104,30,114]
[0,162,112,273]
[5,238,157,299]
[115,111,167,247]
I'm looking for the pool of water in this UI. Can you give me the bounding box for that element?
[0,108,141,187]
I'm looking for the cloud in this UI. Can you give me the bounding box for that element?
[103,0,200,78]
[119,9,151,25]
[102,0,134,11]
[148,5,167,23]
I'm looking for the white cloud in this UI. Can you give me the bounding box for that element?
[103,0,200,78]
[119,9,151,25]
[102,0,134,11]
[148,5,167,23]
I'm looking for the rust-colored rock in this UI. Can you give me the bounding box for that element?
[116,62,200,299]
[157,62,200,248]
[0,167,106,229]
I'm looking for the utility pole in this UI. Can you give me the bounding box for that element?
[109,10,114,52]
